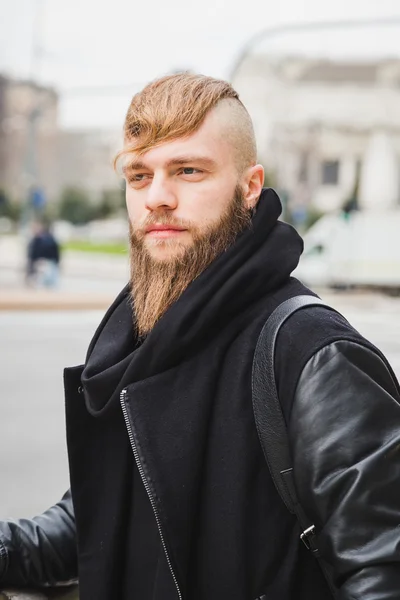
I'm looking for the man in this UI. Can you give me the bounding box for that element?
[26,220,61,288]
[1,73,399,599]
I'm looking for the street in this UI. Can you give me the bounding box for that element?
[0,291,400,519]
[0,310,102,517]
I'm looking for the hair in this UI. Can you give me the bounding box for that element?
[115,72,257,173]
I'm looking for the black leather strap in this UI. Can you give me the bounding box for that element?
[252,295,341,596]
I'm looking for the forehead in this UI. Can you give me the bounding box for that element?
[124,109,236,169]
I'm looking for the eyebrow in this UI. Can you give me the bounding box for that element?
[122,161,147,173]
[165,155,217,169]
[124,155,217,172]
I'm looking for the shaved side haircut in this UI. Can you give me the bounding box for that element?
[115,73,257,174]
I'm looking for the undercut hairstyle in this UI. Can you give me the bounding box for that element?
[115,72,257,173]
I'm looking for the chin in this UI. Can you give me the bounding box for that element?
[145,239,188,262]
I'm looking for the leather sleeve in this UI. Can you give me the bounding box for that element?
[0,489,77,587]
[289,340,400,599]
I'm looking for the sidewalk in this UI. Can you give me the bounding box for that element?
[0,288,116,311]
[0,235,128,310]
[2,236,399,312]
[0,235,129,278]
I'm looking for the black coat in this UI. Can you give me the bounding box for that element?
[28,231,60,264]
[1,190,400,599]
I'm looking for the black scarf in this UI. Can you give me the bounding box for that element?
[70,188,321,600]
[81,188,303,413]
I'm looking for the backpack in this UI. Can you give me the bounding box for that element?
[252,295,340,596]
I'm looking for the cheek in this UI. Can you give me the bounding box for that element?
[188,182,234,221]
[126,189,144,226]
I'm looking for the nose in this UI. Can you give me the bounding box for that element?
[145,174,178,212]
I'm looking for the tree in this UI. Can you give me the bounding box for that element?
[0,189,21,222]
[95,188,126,220]
[58,187,94,225]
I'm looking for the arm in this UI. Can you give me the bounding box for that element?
[0,490,77,587]
[289,340,400,599]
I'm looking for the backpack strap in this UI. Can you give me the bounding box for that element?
[252,295,342,595]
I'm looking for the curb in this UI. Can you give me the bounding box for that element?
[0,292,114,311]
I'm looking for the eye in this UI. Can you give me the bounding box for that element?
[180,167,202,176]
[130,173,149,181]
[126,173,152,186]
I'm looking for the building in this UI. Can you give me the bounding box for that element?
[0,75,59,204]
[56,128,122,202]
[0,74,124,211]
[233,56,400,213]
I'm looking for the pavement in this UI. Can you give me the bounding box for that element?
[0,288,119,310]
[0,235,129,310]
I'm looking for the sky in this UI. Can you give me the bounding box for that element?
[1,0,400,130]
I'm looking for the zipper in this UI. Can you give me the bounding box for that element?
[120,388,182,600]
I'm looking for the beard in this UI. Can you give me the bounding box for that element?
[129,186,252,337]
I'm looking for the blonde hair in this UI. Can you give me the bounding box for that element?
[115,72,256,172]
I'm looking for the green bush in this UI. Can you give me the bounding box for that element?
[58,187,95,225]
[96,188,125,220]
[0,189,21,222]
[63,240,127,254]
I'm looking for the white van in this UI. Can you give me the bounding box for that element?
[294,210,400,292]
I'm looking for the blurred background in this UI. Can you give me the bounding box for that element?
[1,0,400,518]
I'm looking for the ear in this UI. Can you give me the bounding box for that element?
[241,164,264,210]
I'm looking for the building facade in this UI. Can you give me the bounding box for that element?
[0,75,59,204]
[56,128,122,201]
[0,75,124,211]
[233,56,400,213]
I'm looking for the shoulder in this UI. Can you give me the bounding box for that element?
[278,302,363,353]
[274,301,375,421]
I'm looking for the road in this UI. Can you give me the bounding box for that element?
[0,291,400,519]
[0,310,103,517]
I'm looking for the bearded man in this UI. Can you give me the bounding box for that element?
[0,73,400,600]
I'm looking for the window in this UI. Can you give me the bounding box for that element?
[321,160,340,185]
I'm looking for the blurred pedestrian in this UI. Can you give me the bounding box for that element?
[26,220,61,288]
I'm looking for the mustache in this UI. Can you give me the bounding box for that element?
[134,212,194,236]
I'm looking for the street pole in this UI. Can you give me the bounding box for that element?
[22,0,45,233]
